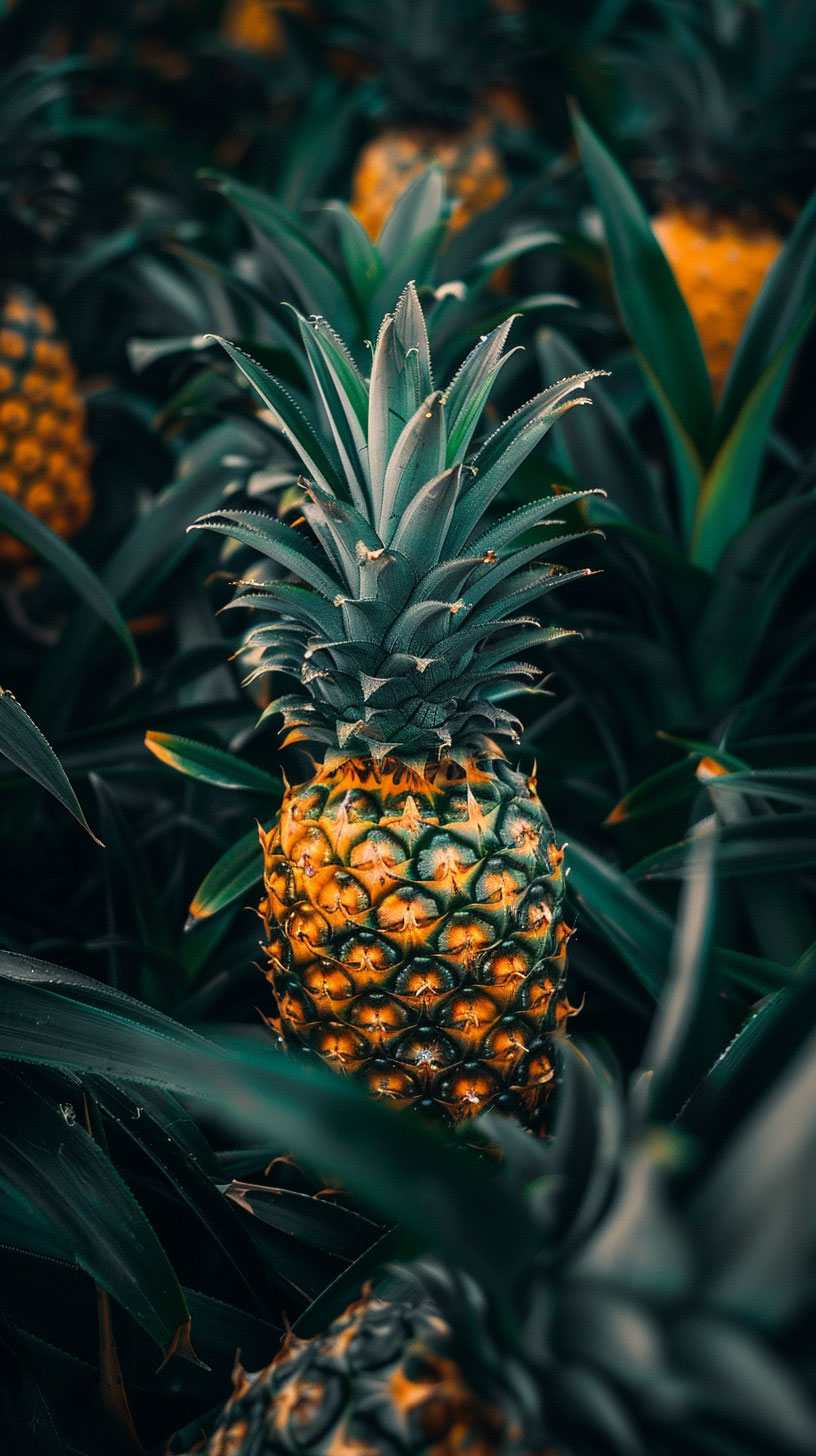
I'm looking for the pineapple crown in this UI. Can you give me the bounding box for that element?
[314,0,522,128]
[0,59,82,279]
[192,283,601,767]
[622,0,816,216]
[385,1026,816,1456]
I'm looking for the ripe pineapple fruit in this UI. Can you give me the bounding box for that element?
[195,283,599,1127]
[0,288,93,563]
[626,0,816,397]
[259,754,571,1126]
[320,0,522,239]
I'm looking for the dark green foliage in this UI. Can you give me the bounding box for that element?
[0,5,814,1452]
[618,0,816,216]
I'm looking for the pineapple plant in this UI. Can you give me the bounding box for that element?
[0,62,93,564]
[174,166,563,390]
[316,0,523,239]
[193,282,599,1127]
[624,0,816,397]
[184,949,816,1456]
[186,1285,512,1453]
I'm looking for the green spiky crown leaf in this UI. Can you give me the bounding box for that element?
[192,283,600,765]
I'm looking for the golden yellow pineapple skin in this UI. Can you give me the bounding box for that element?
[259,755,573,1127]
[652,208,782,399]
[350,120,509,241]
[0,289,93,565]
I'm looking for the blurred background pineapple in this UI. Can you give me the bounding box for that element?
[623,0,816,396]
[0,63,93,563]
[0,289,92,564]
[313,0,527,238]
[220,0,309,57]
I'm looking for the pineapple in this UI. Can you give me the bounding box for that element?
[194,283,599,1127]
[0,63,94,563]
[320,0,522,240]
[186,1021,816,1456]
[351,119,508,241]
[188,1287,511,1454]
[258,754,572,1127]
[0,288,93,563]
[625,0,816,397]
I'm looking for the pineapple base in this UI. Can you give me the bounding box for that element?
[259,755,574,1128]
[0,289,93,565]
[350,121,508,241]
[652,208,782,399]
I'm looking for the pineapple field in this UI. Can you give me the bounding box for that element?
[0,0,815,1451]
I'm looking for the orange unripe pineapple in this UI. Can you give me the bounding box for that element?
[652,209,781,399]
[194,284,598,1129]
[0,290,93,565]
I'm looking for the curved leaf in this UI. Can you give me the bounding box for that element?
[630,814,816,881]
[706,769,816,809]
[689,493,816,712]
[223,1183,379,1260]
[537,328,674,539]
[189,508,342,599]
[0,1067,193,1361]
[0,690,100,843]
[188,825,267,923]
[376,168,446,262]
[692,308,816,569]
[0,495,139,673]
[639,828,721,1124]
[0,963,539,1306]
[202,171,357,338]
[144,732,282,795]
[606,749,745,825]
[566,839,788,999]
[718,187,816,440]
[206,337,344,497]
[573,108,714,454]
[325,201,383,308]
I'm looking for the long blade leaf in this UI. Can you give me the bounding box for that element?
[0,691,100,843]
